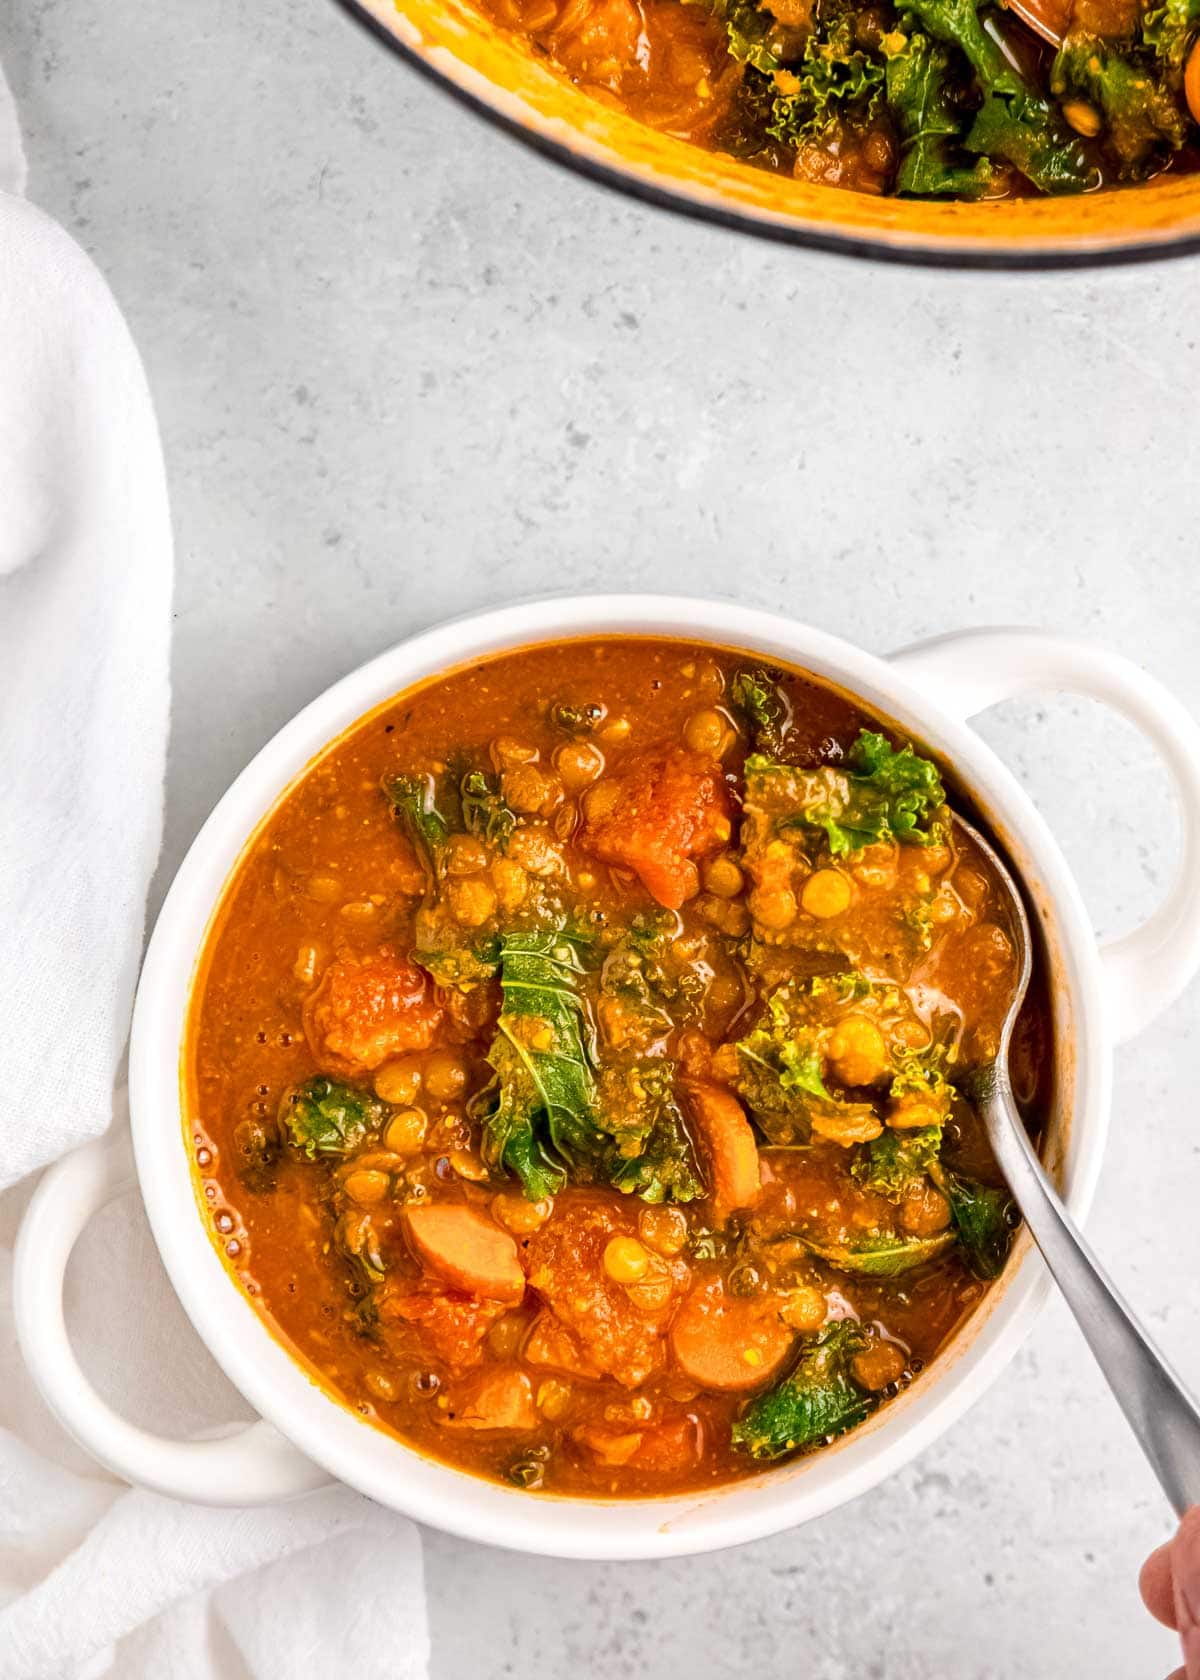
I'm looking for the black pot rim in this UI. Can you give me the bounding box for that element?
[329,0,1200,272]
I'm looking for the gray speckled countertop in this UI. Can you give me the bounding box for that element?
[5,0,1200,1671]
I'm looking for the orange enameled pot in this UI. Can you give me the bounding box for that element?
[331,0,1200,267]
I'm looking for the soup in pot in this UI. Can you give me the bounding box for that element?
[472,0,1200,199]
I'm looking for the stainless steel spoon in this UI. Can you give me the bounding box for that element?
[954,811,1200,1516]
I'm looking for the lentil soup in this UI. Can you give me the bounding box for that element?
[186,637,1050,1498]
[472,0,1200,201]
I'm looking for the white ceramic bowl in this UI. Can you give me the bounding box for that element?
[16,598,1200,1559]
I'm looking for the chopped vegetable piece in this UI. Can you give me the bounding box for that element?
[473,932,600,1200]
[729,667,789,755]
[903,0,1094,192]
[670,1274,796,1392]
[404,1205,526,1303]
[1143,0,1200,71]
[884,28,1000,198]
[304,947,444,1076]
[524,1197,673,1388]
[680,1080,761,1217]
[737,983,881,1146]
[281,1077,385,1159]
[764,14,886,145]
[581,749,731,909]
[377,1288,510,1368]
[732,1322,873,1459]
[931,1164,1015,1279]
[601,1061,706,1204]
[799,1228,957,1276]
[460,769,518,851]
[441,1368,538,1431]
[1051,34,1187,173]
[853,1124,944,1199]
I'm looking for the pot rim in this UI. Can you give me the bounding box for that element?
[328,0,1200,272]
[128,594,1110,1557]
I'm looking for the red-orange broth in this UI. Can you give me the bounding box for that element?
[186,638,1050,1496]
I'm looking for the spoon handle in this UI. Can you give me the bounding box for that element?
[978,1067,1200,1517]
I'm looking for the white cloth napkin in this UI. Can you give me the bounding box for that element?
[0,64,430,1680]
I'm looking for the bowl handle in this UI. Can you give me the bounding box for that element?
[14,1128,333,1504]
[889,628,1200,1044]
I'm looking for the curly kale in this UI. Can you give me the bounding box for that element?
[600,1061,706,1204]
[729,667,790,756]
[853,1123,944,1199]
[766,14,886,144]
[695,0,784,71]
[745,729,948,863]
[732,1322,874,1459]
[1143,0,1200,70]
[1051,34,1187,174]
[281,1077,385,1160]
[835,730,949,849]
[738,987,832,1140]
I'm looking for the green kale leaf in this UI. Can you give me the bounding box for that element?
[746,729,947,862]
[901,0,1093,191]
[800,1228,957,1275]
[766,15,886,143]
[474,931,600,1199]
[548,701,605,737]
[931,1164,1015,1278]
[385,772,451,868]
[281,1077,385,1159]
[732,1321,873,1459]
[1051,34,1186,173]
[737,983,881,1144]
[1142,0,1200,71]
[729,666,790,756]
[853,1122,944,1199]
[460,769,517,851]
[884,27,1000,196]
[704,0,784,72]
[601,1060,706,1203]
[837,729,949,848]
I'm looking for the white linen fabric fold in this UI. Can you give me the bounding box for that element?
[0,66,429,1680]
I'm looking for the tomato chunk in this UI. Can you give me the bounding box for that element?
[524,1196,673,1388]
[524,1311,603,1380]
[441,1368,537,1432]
[572,1412,703,1473]
[405,1205,525,1304]
[582,749,731,909]
[378,1288,509,1369]
[304,946,443,1076]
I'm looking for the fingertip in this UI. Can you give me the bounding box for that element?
[1175,1508,1200,1636]
[1143,1542,1181,1631]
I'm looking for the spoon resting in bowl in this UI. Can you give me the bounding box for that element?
[955,811,1200,1516]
